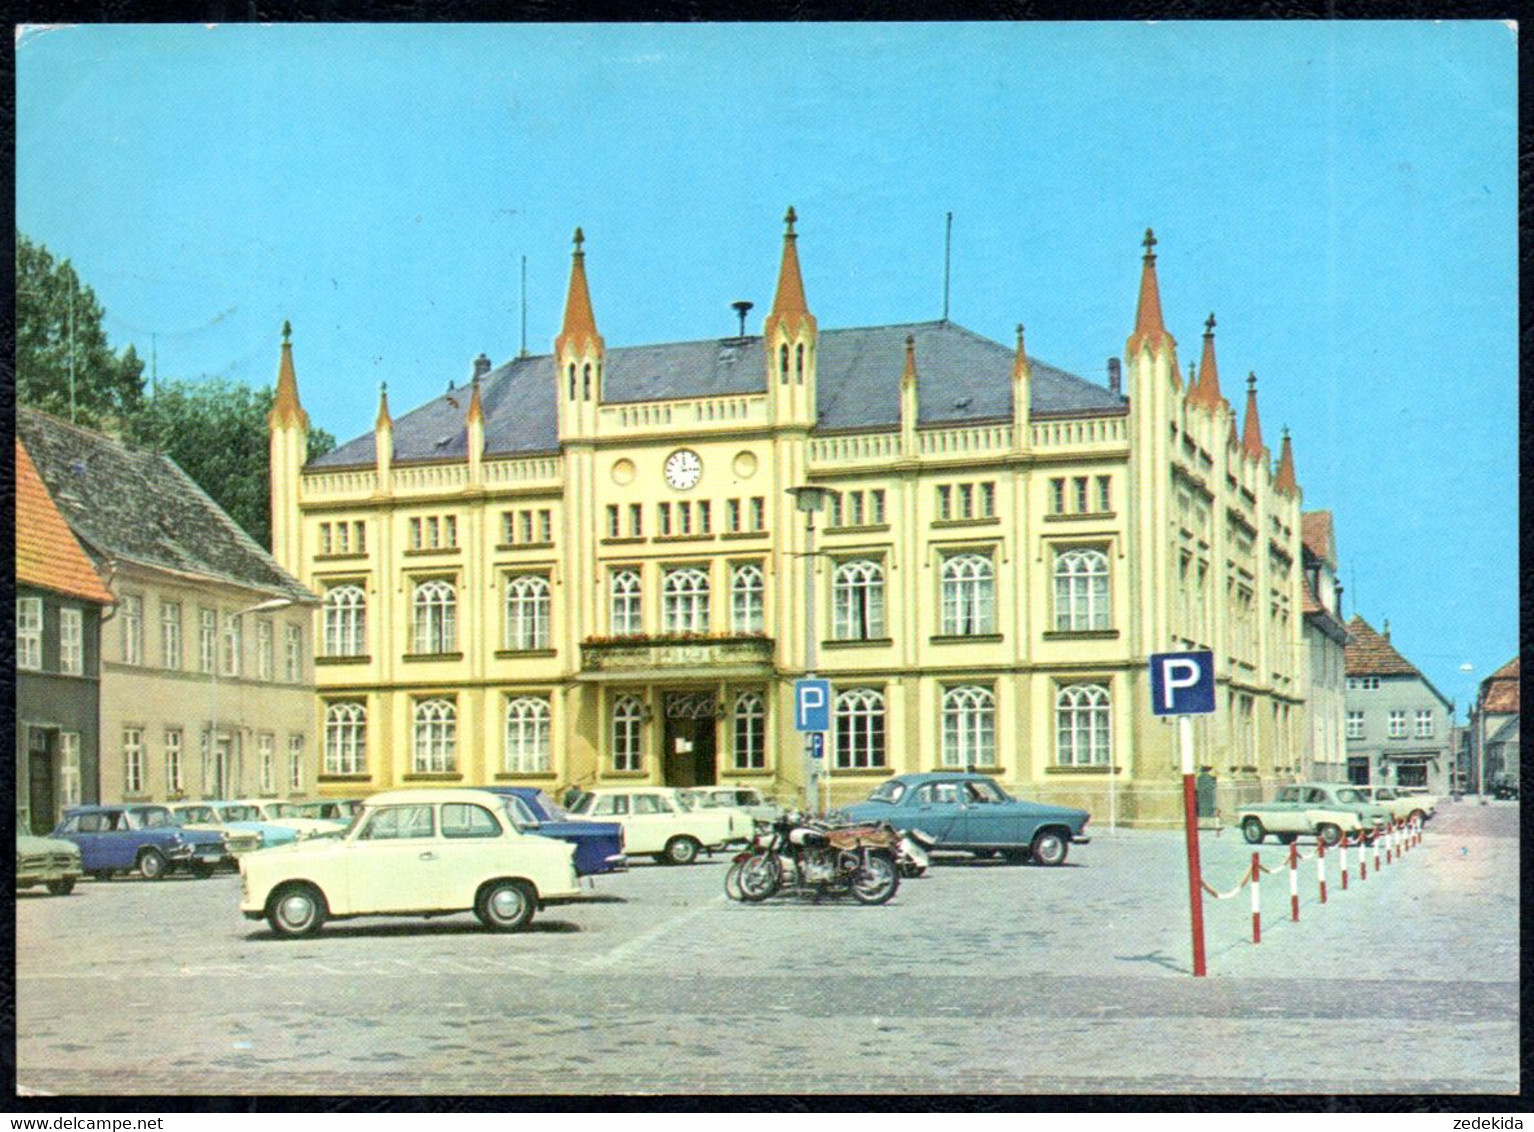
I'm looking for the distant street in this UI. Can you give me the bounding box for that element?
[16,800,1518,1095]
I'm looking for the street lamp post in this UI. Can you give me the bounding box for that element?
[208,597,293,797]
[787,484,839,814]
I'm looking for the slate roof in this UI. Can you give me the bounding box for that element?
[16,439,115,604]
[1343,615,1421,678]
[1481,657,1519,715]
[17,408,316,604]
[312,321,1126,468]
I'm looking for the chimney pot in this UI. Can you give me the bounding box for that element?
[1107,358,1122,395]
[473,353,492,380]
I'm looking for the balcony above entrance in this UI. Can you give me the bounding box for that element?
[579,633,775,682]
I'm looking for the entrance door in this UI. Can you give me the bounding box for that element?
[662,693,718,788]
[27,727,57,835]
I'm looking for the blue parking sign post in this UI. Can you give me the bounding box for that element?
[795,679,831,813]
[1150,650,1217,978]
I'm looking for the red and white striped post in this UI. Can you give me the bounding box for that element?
[1316,840,1328,905]
[1250,852,1262,944]
[1339,834,1350,891]
[1373,830,1382,874]
[1385,820,1395,864]
[1288,841,1300,921]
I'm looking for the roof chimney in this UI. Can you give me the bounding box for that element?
[731,300,754,339]
[1107,357,1122,396]
[1383,618,1390,641]
[473,353,492,381]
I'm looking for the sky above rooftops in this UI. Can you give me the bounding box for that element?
[16,21,1516,716]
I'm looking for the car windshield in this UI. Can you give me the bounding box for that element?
[867,781,906,804]
[220,805,261,822]
[135,808,175,828]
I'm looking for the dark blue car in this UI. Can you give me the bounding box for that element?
[53,804,228,880]
[479,788,627,877]
[842,773,1091,866]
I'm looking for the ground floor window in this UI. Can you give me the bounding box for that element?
[1347,756,1371,785]
[835,687,886,770]
[325,702,367,775]
[941,685,995,767]
[612,695,645,772]
[164,728,184,795]
[413,699,457,773]
[1394,761,1428,788]
[123,728,145,794]
[733,692,766,770]
[506,695,552,773]
[59,732,81,809]
[1055,683,1111,767]
[288,735,305,792]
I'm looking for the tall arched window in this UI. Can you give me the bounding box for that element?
[941,553,995,636]
[610,568,642,636]
[779,344,790,385]
[505,695,552,773]
[412,579,457,655]
[612,695,645,772]
[1054,548,1111,631]
[582,362,592,399]
[568,362,577,399]
[662,567,710,633]
[942,685,995,768]
[833,560,885,640]
[730,563,765,633]
[834,687,886,769]
[733,692,766,770]
[1055,683,1111,767]
[323,584,366,658]
[795,343,805,384]
[504,574,551,651]
[324,701,367,775]
[412,698,457,773]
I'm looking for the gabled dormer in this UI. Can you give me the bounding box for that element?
[555,227,605,442]
[764,206,818,427]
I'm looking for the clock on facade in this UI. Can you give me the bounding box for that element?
[664,449,703,490]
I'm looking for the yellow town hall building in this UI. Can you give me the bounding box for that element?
[269,210,1309,824]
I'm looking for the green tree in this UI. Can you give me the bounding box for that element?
[15,230,146,428]
[134,379,335,549]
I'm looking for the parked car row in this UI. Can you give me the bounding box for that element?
[1236,782,1433,847]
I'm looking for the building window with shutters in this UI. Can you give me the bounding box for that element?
[612,695,645,772]
[504,574,552,651]
[1056,683,1111,767]
[505,696,552,773]
[1054,547,1111,631]
[942,685,996,768]
[412,699,457,773]
[731,563,765,633]
[940,553,995,636]
[412,579,457,655]
[834,688,886,770]
[832,560,885,640]
[325,702,367,775]
[733,692,767,770]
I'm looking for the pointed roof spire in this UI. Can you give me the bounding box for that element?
[375,382,393,430]
[1013,323,1032,381]
[902,333,918,386]
[268,319,309,430]
[1125,228,1174,358]
[466,373,484,425]
[1274,426,1299,495]
[1188,312,1226,410]
[555,226,604,358]
[1241,372,1266,460]
[765,205,815,340]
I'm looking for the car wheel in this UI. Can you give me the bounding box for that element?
[1276,833,1298,845]
[1241,818,1266,845]
[1316,823,1342,847]
[663,836,701,866]
[137,848,168,880]
[267,882,327,937]
[188,861,216,879]
[850,851,899,905]
[1030,830,1069,867]
[476,879,535,931]
[45,878,75,896]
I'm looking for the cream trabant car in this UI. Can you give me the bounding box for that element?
[239,789,581,937]
[1354,785,1437,825]
[1236,785,1372,847]
[568,786,753,864]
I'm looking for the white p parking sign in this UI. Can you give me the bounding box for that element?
[1149,650,1216,716]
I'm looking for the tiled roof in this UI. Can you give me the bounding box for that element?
[312,320,1126,468]
[18,408,316,604]
[1302,511,1337,566]
[1343,615,1421,678]
[15,440,114,603]
[1481,657,1519,714]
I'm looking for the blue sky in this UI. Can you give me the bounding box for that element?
[16,21,1517,715]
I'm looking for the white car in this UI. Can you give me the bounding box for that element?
[240,789,583,937]
[228,799,348,840]
[1354,785,1437,824]
[679,785,782,825]
[569,787,754,864]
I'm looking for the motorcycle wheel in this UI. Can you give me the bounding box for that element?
[850,851,899,905]
[738,854,782,903]
[723,861,745,901]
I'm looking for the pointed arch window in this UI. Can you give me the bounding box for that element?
[662,567,710,633]
[504,574,551,651]
[941,685,996,768]
[940,553,996,636]
[779,344,790,385]
[733,692,767,770]
[568,363,577,399]
[504,696,552,774]
[833,559,886,640]
[834,687,886,769]
[610,568,642,636]
[412,698,457,773]
[730,563,765,633]
[412,579,457,654]
[582,362,592,400]
[1056,683,1111,767]
[323,584,367,657]
[1054,548,1111,631]
[324,701,367,776]
[612,695,645,772]
[795,343,805,384]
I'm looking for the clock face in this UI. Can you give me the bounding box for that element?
[664,449,703,491]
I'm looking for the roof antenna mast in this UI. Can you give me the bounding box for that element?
[942,211,952,324]
[519,255,529,359]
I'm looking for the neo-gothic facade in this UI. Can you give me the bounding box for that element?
[270,211,1315,823]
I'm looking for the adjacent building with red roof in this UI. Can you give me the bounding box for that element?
[1300,510,1348,782]
[1470,658,1519,795]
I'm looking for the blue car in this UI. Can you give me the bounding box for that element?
[53,804,228,880]
[478,787,627,877]
[842,773,1091,866]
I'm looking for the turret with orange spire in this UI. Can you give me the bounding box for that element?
[1011,323,1032,451]
[1187,313,1226,411]
[764,206,818,426]
[555,227,606,440]
[1273,426,1299,496]
[1241,372,1267,462]
[1125,229,1176,362]
[899,333,920,457]
[267,320,310,572]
